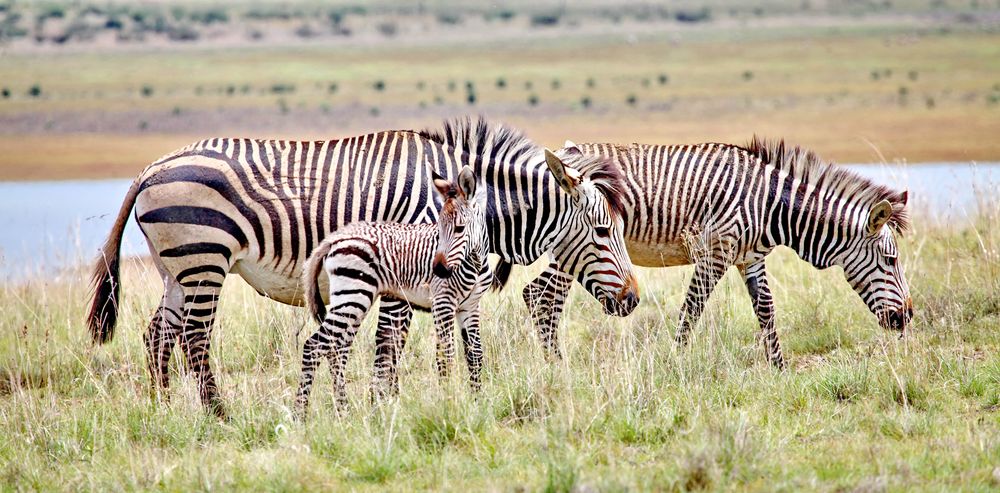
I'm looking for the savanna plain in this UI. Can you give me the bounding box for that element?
[2,1,1000,491]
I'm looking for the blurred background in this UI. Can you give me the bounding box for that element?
[0,0,998,273]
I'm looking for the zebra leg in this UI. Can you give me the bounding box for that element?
[740,261,785,369]
[457,306,484,392]
[521,262,573,360]
[371,297,413,402]
[144,276,185,396]
[432,296,459,379]
[675,257,728,346]
[176,284,225,418]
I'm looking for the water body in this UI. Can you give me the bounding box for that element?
[1,163,998,279]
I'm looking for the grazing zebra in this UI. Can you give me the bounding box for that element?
[86,117,639,416]
[297,167,490,414]
[499,137,912,367]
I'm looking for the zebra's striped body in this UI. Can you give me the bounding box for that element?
[87,118,638,415]
[296,168,490,414]
[516,138,912,367]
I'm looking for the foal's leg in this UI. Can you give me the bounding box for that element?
[740,260,784,369]
[295,294,370,416]
[371,297,413,400]
[457,305,484,392]
[431,289,459,379]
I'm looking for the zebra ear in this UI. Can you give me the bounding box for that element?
[458,166,476,200]
[544,148,579,198]
[868,199,893,234]
[432,173,455,199]
[563,140,582,157]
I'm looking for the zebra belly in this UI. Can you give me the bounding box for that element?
[387,286,434,311]
[626,239,691,267]
[231,259,304,306]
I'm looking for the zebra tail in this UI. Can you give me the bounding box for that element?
[86,177,141,344]
[303,240,333,324]
[491,260,514,291]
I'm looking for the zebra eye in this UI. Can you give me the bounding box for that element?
[453,225,465,234]
[595,226,610,238]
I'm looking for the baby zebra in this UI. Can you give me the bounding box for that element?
[297,166,491,415]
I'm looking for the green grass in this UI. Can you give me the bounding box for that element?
[2,207,999,491]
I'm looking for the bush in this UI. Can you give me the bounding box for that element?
[328,83,338,93]
[1,87,9,98]
[530,13,561,27]
[742,70,754,81]
[270,83,296,94]
[167,25,199,41]
[28,84,41,98]
[436,13,461,25]
[485,9,516,22]
[189,8,229,25]
[626,94,637,106]
[141,85,154,97]
[528,94,539,106]
[416,81,425,90]
[580,96,592,108]
[524,80,533,90]
[369,106,379,117]
[551,79,561,90]
[496,77,507,89]
[373,80,386,92]
[466,91,476,105]
[447,80,456,92]
[675,8,711,23]
[586,77,595,88]
[658,73,669,85]
[294,24,318,38]
[377,21,397,37]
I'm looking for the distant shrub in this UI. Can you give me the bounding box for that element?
[626,93,637,106]
[742,70,754,81]
[898,86,909,97]
[104,16,123,30]
[418,101,427,109]
[1,87,9,98]
[530,13,561,27]
[551,79,561,90]
[496,77,507,89]
[641,78,650,87]
[436,13,461,25]
[465,80,474,91]
[925,96,935,109]
[369,106,379,117]
[373,80,386,92]
[416,80,426,90]
[190,8,229,25]
[294,24,319,38]
[675,8,710,23]
[141,85,154,97]
[270,83,296,94]
[328,83,338,93]
[586,77,595,88]
[278,99,290,114]
[447,80,456,92]
[871,70,880,81]
[658,73,669,85]
[524,80,533,90]
[225,85,235,96]
[485,9,516,22]
[580,95,592,108]
[172,106,182,116]
[138,120,148,131]
[244,7,295,21]
[908,70,919,81]
[28,84,41,98]
[434,95,444,105]
[167,25,199,41]
[528,94,539,106]
[466,91,476,105]
[241,84,251,94]
[377,21,397,37]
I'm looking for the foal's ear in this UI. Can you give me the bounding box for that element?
[457,166,477,200]
[544,148,579,199]
[868,199,893,234]
[432,171,455,199]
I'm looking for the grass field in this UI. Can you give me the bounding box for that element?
[2,16,999,180]
[1,204,999,490]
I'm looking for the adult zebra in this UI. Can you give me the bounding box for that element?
[86,117,639,416]
[501,137,912,368]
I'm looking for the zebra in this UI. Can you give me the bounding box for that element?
[86,117,639,416]
[498,137,912,368]
[296,166,490,414]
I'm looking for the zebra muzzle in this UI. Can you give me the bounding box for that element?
[432,253,452,279]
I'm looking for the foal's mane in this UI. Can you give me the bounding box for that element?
[743,136,910,234]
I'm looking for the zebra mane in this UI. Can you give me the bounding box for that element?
[744,136,911,234]
[420,116,629,218]
[418,116,536,163]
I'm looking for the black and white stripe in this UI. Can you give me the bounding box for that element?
[86,117,638,415]
[295,168,490,415]
[508,137,912,367]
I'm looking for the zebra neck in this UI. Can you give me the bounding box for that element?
[480,159,562,267]
[765,168,841,268]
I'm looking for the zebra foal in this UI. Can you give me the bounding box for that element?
[297,167,490,414]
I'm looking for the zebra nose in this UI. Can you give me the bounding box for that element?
[432,253,452,279]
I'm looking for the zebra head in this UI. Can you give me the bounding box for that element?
[544,148,640,317]
[837,192,913,334]
[432,166,487,279]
